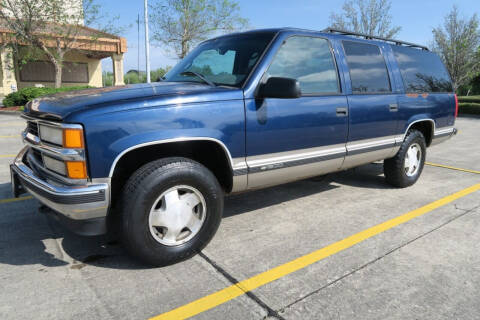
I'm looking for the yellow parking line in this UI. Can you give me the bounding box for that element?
[0,195,33,204]
[426,162,480,174]
[151,183,480,320]
[0,154,15,158]
[0,135,20,138]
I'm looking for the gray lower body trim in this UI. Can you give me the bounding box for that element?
[248,151,345,174]
[431,126,456,146]
[231,128,456,192]
[346,142,396,156]
[237,136,400,191]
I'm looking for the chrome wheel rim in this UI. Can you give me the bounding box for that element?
[404,143,422,177]
[148,185,206,246]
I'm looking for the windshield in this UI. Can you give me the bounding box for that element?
[164,32,275,87]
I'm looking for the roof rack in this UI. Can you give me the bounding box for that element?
[323,28,429,51]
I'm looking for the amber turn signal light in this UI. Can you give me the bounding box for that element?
[63,129,84,148]
[66,161,88,179]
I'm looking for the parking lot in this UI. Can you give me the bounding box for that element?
[0,112,479,320]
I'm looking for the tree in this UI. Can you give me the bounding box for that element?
[432,6,480,91]
[329,0,400,38]
[149,0,248,59]
[0,0,119,88]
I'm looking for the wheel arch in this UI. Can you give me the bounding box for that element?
[108,138,235,207]
[403,119,435,147]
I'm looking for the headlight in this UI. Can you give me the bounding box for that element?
[42,155,67,176]
[39,124,84,148]
[39,125,63,146]
[42,155,88,179]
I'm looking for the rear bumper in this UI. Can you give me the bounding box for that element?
[10,147,110,235]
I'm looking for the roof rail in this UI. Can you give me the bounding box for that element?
[323,28,429,51]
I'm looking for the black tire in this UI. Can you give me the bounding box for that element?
[384,129,426,188]
[120,157,224,266]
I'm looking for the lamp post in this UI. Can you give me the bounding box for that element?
[144,0,151,83]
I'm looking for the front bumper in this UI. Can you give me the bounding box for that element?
[10,147,110,235]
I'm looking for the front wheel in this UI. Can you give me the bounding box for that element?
[120,157,224,266]
[384,129,426,188]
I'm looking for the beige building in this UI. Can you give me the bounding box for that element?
[0,0,127,97]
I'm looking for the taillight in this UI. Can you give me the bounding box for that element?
[454,94,459,118]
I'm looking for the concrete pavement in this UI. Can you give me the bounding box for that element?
[0,113,479,320]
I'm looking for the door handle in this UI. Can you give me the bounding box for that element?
[389,103,399,112]
[336,107,348,117]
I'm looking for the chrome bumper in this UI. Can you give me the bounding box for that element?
[10,147,110,221]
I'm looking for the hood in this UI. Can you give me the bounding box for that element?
[23,82,243,121]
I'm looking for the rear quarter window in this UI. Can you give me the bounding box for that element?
[392,46,453,93]
[342,41,392,94]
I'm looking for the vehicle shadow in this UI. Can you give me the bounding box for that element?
[0,182,143,269]
[331,162,395,190]
[0,163,392,270]
[224,174,339,218]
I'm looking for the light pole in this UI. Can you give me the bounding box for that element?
[144,0,151,83]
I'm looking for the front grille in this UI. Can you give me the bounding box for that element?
[31,149,44,166]
[27,121,39,136]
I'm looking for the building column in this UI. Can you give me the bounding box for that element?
[112,53,125,86]
[1,47,18,95]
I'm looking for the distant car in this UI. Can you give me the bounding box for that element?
[11,28,457,266]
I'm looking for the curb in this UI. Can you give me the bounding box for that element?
[0,110,22,115]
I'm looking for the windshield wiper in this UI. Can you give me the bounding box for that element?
[180,71,216,87]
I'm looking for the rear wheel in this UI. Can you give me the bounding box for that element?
[384,129,426,188]
[120,157,223,266]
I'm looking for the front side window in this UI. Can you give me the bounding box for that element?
[164,33,274,87]
[266,36,340,94]
[343,41,391,94]
[392,46,453,93]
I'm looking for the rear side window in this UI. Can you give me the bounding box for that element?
[343,41,391,94]
[266,36,340,94]
[392,46,453,93]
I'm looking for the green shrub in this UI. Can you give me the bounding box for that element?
[458,102,480,115]
[2,85,92,107]
[458,96,480,104]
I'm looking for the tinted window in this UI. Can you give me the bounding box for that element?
[165,33,274,87]
[19,61,88,83]
[343,41,391,93]
[392,46,453,93]
[266,36,339,94]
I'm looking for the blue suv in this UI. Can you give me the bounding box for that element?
[11,28,457,265]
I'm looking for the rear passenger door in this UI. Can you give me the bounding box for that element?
[245,35,348,189]
[340,41,400,169]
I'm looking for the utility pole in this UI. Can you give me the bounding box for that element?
[144,0,151,83]
[137,13,140,75]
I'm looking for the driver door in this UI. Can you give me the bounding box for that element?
[245,35,349,189]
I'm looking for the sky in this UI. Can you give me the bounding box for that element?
[100,0,480,73]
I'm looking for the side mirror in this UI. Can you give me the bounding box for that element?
[257,77,301,99]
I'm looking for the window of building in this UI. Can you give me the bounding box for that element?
[266,36,340,94]
[19,61,89,83]
[343,41,391,94]
[392,46,453,93]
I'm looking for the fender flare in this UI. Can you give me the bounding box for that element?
[107,137,235,178]
[401,118,435,141]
